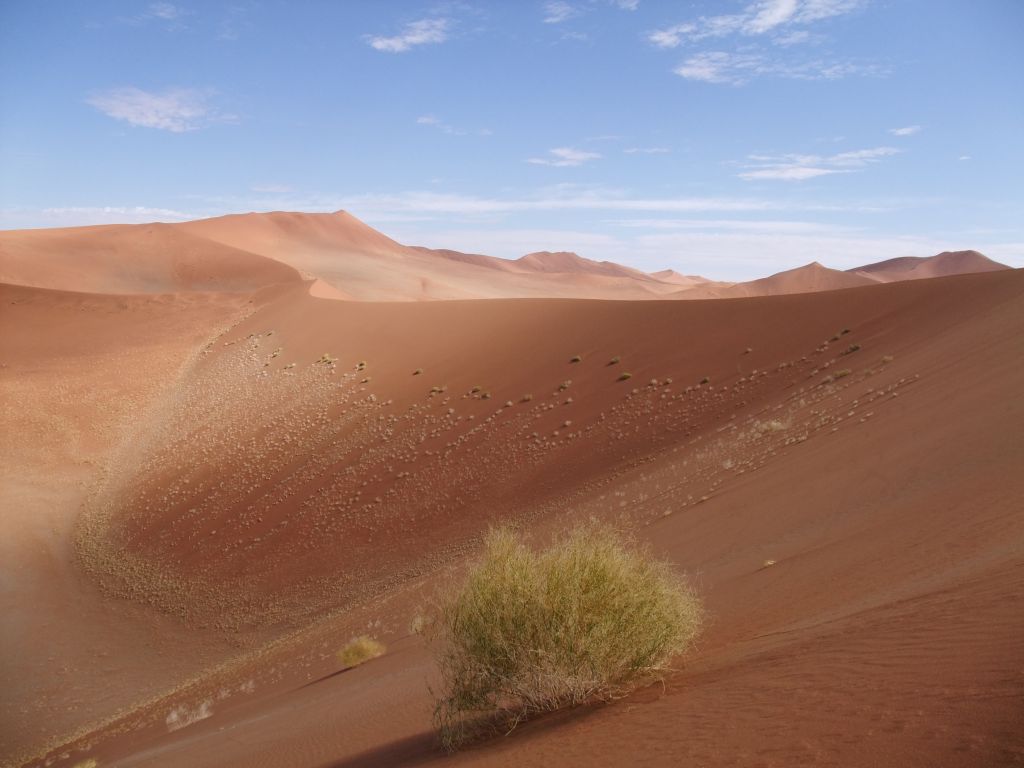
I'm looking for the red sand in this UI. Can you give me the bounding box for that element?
[2,213,1022,768]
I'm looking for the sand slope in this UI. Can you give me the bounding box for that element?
[1,212,1009,302]
[850,249,1010,282]
[8,268,1021,768]
[0,223,302,294]
[676,261,877,299]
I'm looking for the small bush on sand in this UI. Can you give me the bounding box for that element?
[431,524,703,750]
[337,636,386,668]
[617,372,633,382]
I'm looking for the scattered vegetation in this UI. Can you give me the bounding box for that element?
[608,356,620,365]
[881,355,894,364]
[337,636,386,668]
[699,376,710,385]
[413,368,423,376]
[521,394,534,403]
[841,343,861,355]
[558,380,572,391]
[833,368,852,379]
[570,355,583,363]
[618,372,633,382]
[431,525,703,750]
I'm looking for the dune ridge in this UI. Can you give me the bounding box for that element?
[1,211,1010,302]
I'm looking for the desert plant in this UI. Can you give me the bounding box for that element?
[608,356,620,365]
[618,372,633,381]
[570,355,582,363]
[431,524,702,750]
[699,376,710,385]
[337,636,386,668]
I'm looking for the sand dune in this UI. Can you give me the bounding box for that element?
[0,222,302,295]
[675,261,878,299]
[3,211,1023,768]
[178,211,685,301]
[849,249,1010,283]
[5,265,1022,768]
[1,212,1009,302]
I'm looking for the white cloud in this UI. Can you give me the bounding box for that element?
[624,147,671,154]
[543,1,580,23]
[674,52,762,84]
[648,23,697,48]
[0,206,193,228]
[148,2,184,20]
[367,19,449,52]
[613,0,640,9]
[609,218,838,233]
[649,0,862,46]
[958,155,971,161]
[417,115,491,136]
[888,125,922,136]
[527,147,602,167]
[739,146,900,181]
[86,87,229,132]
[673,50,882,84]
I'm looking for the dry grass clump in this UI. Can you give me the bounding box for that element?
[337,636,386,668]
[431,524,703,750]
[617,372,633,382]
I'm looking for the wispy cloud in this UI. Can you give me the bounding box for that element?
[367,18,449,52]
[739,146,900,181]
[888,125,922,136]
[651,0,871,85]
[148,2,185,20]
[624,147,671,154]
[416,115,491,136]
[543,1,580,23]
[649,0,862,47]
[673,50,882,84]
[613,0,640,9]
[528,147,602,167]
[0,205,194,228]
[250,183,292,194]
[86,87,231,132]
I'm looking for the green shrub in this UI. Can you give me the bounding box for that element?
[431,524,703,749]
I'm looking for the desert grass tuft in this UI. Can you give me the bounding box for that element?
[431,524,703,750]
[337,636,386,668]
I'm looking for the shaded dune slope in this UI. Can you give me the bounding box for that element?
[0,223,302,294]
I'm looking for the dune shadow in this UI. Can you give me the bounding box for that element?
[316,700,607,768]
[315,730,442,768]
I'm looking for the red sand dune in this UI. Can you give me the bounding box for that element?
[675,261,877,299]
[0,222,301,294]
[2,214,1023,768]
[849,249,1010,283]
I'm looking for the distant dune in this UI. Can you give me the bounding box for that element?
[849,249,1009,283]
[0,221,302,294]
[0,211,1011,302]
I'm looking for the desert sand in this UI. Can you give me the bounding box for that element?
[1,212,1021,768]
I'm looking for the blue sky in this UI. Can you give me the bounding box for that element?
[1,0,1022,279]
